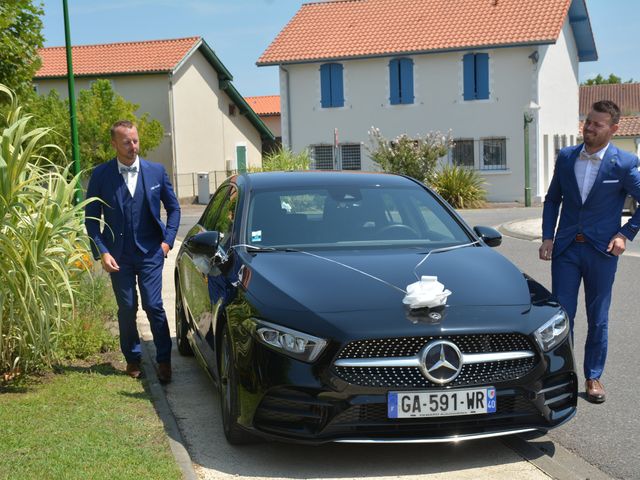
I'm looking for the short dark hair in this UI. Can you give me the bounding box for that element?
[110,120,135,138]
[592,100,620,125]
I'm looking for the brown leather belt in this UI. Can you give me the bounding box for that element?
[575,233,586,243]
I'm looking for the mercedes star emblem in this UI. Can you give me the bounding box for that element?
[419,340,463,384]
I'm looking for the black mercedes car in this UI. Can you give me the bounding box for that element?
[174,171,577,444]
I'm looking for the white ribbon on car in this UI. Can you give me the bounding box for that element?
[233,241,479,310]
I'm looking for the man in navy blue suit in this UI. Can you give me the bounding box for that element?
[85,120,181,384]
[540,100,640,403]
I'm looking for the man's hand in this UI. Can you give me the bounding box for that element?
[161,242,170,257]
[607,233,627,256]
[539,239,553,261]
[101,252,120,272]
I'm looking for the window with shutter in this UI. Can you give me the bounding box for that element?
[463,53,490,101]
[320,63,344,108]
[389,58,414,105]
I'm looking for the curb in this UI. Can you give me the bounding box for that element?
[140,343,198,480]
[503,434,613,480]
[499,219,542,242]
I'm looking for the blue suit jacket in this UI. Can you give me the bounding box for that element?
[542,143,640,257]
[85,157,181,260]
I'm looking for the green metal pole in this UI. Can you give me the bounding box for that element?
[62,0,82,204]
[523,114,532,207]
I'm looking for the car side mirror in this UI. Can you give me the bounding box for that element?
[185,231,221,256]
[473,226,502,247]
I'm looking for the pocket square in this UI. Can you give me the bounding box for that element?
[602,180,619,184]
[150,184,161,190]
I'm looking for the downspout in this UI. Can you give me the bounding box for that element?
[168,73,179,197]
[280,65,293,150]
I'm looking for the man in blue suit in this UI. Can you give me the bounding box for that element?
[540,100,640,403]
[85,120,181,383]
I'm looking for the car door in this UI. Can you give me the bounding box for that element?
[179,186,229,357]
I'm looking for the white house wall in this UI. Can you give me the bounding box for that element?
[171,50,262,197]
[36,75,173,178]
[283,47,542,202]
[537,18,580,199]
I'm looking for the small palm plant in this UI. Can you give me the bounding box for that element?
[431,164,487,209]
[257,146,310,171]
[0,84,96,376]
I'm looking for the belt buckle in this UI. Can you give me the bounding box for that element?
[575,233,585,243]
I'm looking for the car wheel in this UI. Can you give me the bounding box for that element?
[219,324,254,444]
[175,279,193,356]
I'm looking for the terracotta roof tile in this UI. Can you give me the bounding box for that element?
[579,116,640,137]
[35,37,200,78]
[244,95,281,116]
[579,84,640,116]
[258,0,571,65]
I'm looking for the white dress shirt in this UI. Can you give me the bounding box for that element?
[117,156,140,197]
[574,144,608,204]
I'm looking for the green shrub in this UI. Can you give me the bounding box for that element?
[368,127,452,183]
[431,164,487,209]
[254,146,310,171]
[58,271,118,359]
[0,84,99,375]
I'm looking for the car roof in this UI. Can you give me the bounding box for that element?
[236,171,422,191]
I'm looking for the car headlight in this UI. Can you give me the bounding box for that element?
[254,319,327,363]
[533,310,570,352]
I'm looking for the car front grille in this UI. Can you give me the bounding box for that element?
[333,334,537,388]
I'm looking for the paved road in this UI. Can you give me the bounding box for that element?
[459,206,640,480]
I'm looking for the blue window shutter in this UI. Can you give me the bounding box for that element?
[475,53,489,100]
[400,58,414,104]
[320,64,332,108]
[389,59,400,104]
[463,53,476,100]
[330,63,344,107]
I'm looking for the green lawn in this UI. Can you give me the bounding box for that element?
[0,354,182,480]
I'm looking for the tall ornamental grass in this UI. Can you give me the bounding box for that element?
[431,164,487,209]
[0,85,96,375]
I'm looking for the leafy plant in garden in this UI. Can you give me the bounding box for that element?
[0,0,44,99]
[431,164,487,209]
[258,146,310,171]
[0,84,99,376]
[368,127,452,183]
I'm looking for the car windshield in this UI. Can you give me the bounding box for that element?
[246,184,471,249]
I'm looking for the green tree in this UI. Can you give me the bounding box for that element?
[582,73,634,85]
[26,79,164,171]
[368,127,452,184]
[0,0,44,98]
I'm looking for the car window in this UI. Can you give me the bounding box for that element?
[200,186,229,231]
[211,185,238,248]
[247,185,469,248]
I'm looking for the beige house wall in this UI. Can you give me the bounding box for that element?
[171,50,262,197]
[35,75,174,179]
[613,137,640,156]
[260,116,281,139]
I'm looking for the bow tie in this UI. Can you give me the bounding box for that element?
[119,165,138,174]
[579,150,600,162]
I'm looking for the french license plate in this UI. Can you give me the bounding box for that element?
[388,387,497,418]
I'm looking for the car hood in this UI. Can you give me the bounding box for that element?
[242,246,531,314]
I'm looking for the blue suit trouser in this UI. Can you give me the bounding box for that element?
[110,246,172,364]
[551,242,618,380]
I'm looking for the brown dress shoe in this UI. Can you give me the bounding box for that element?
[126,362,143,379]
[157,362,172,384]
[585,379,605,403]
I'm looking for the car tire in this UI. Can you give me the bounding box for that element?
[175,279,193,356]
[219,324,254,444]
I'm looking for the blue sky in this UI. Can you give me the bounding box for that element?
[41,0,639,98]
